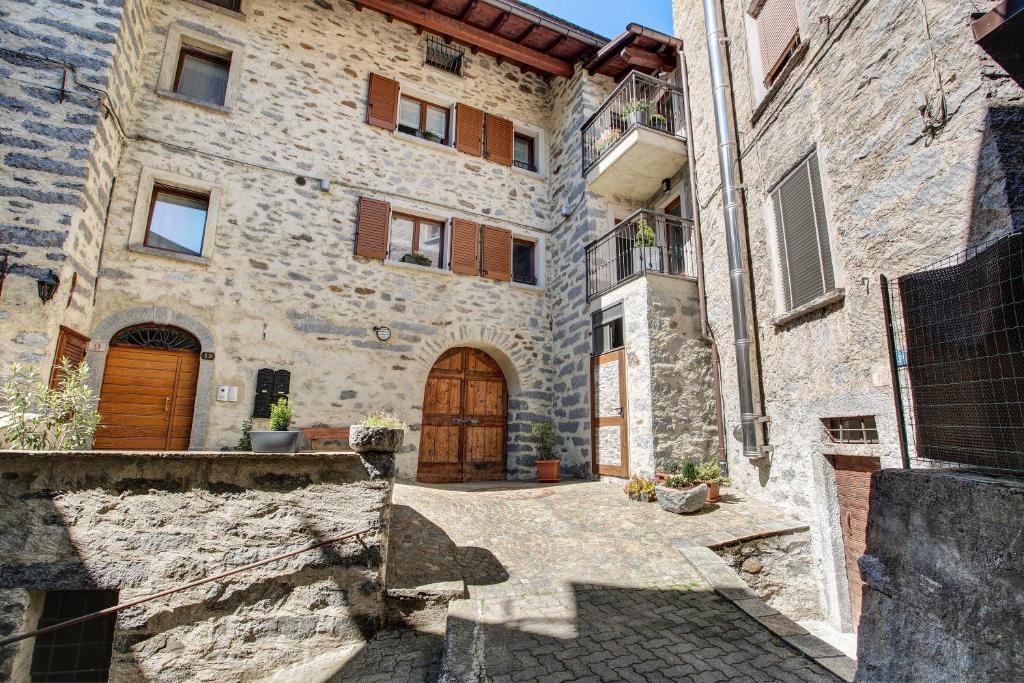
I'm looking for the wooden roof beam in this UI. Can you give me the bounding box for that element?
[541,34,568,54]
[620,47,675,72]
[459,0,478,21]
[356,0,574,77]
[488,10,512,32]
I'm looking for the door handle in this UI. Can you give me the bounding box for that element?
[164,397,171,412]
[616,407,623,416]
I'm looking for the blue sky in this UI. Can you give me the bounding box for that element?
[528,0,674,40]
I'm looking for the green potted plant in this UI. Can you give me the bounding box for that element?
[250,397,300,453]
[0,359,101,450]
[655,461,708,514]
[622,99,650,127]
[532,420,560,483]
[402,252,432,267]
[695,459,730,502]
[594,127,622,155]
[624,474,658,502]
[632,216,663,272]
[350,411,406,454]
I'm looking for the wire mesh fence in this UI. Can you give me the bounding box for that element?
[882,230,1024,476]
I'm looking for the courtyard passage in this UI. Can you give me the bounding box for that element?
[340,481,846,682]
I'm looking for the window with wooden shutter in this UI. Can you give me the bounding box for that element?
[771,151,835,311]
[480,225,512,281]
[754,0,799,86]
[455,103,484,156]
[355,197,391,259]
[484,114,513,166]
[367,73,400,130]
[449,218,480,275]
[49,326,90,389]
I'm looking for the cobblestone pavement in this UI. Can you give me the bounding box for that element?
[351,481,838,682]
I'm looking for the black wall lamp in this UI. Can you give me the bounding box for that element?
[37,270,59,304]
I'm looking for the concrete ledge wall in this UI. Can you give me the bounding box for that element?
[856,469,1024,682]
[0,451,394,683]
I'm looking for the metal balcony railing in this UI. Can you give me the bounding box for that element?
[581,71,686,175]
[585,210,696,300]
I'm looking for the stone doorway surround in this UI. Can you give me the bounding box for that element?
[85,307,215,450]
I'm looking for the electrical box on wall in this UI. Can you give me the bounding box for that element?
[216,386,240,402]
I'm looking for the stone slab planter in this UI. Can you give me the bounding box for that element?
[349,425,404,454]
[250,430,300,453]
[655,483,708,514]
[536,459,560,483]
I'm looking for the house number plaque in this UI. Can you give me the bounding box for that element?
[201,352,215,360]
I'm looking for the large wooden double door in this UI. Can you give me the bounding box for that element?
[418,347,507,483]
[93,341,199,451]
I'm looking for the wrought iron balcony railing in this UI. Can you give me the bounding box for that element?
[585,210,697,300]
[581,71,686,175]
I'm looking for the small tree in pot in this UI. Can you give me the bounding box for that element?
[350,411,406,454]
[695,459,730,502]
[632,217,663,272]
[250,398,300,453]
[532,420,560,483]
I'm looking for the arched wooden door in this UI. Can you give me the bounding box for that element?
[93,325,200,451]
[418,347,508,483]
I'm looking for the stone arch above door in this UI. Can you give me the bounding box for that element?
[87,307,215,450]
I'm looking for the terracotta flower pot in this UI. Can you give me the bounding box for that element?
[706,481,721,502]
[655,472,668,483]
[536,459,560,483]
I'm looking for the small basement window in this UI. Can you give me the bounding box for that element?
[592,303,624,355]
[513,132,537,172]
[30,590,118,682]
[425,35,465,76]
[201,0,242,10]
[145,185,210,257]
[512,238,537,285]
[398,95,450,145]
[823,415,879,444]
[389,213,446,268]
[173,44,232,106]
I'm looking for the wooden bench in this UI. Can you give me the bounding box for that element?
[299,427,351,452]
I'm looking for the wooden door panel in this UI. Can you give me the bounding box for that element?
[424,377,462,416]
[420,426,461,463]
[830,454,880,626]
[464,378,505,418]
[591,350,629,478]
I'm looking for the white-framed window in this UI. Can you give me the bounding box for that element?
[157,24,245,112]
[394,84,455,150]
[510,231,545,288]
[388,212,448,269]
[744,0,801,102]
[767,150,836,311]
[510,122,546,176]
[128,167,221,265]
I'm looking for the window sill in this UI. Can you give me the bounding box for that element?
[749,40,810,127]
[155,88,233,115]
[820,443,881,458]
[510,281,544,295]
[772,288,844,328]
[509,164,545,181]
[180,0,247,20]
[394,131,457,155]
[128,243,210,266]
[382,258,453,278]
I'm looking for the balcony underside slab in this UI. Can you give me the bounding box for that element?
[586,127,688,201]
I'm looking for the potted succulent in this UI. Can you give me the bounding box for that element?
[250,397,300,453]
[532,420,560,483]
[622,99,650,127]
[632,217,663,272]
[655,461,708,514]
[350,411,406,454]
[696,460,730,502]
[624,475,658,502]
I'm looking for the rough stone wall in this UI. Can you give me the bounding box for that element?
[856,469,1024,682]
[0,450,392,683]
[0,0,152,366]
[673,0,1024,626]
[716,531,822,622]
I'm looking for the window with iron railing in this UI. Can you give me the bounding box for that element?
[580,71,685,174]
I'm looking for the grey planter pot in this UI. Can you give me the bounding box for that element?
[349,425,404,454]
[250,430,300,453]
[655,483,708,514]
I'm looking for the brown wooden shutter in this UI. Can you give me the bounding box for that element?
[449,219,480,275]
[484,114,513,166]
[355,196,390,259]
[49,326,90,389]
[480,225,512,281]
[455,103,484,156]
[367,73,399,130]
[755,0,799,84]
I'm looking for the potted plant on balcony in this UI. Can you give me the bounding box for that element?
[655,461,708,514]
[595,128,622,155]
[632,217,662,272]
[695,459,731,502]
[532,419,560,483]
[350,411,406,454]
[250,397,300,453]
[622,99,650,127]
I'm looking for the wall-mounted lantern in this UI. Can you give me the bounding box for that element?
[37,270,59,304]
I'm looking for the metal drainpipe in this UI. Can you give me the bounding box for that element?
[676,51,729,473]
[702,0,767,459]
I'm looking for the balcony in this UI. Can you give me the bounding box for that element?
[585,210,696,300]
[581,71,688,201]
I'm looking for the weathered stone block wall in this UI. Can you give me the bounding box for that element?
[856,469,1024,682]
[0,450,393,683]
[674,0,1024,625]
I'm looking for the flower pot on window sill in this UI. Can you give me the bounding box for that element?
[632,246,663,273]
[536,459,560,483]
[250,430,300,453]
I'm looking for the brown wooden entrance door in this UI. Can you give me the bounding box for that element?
[418,347,507,483]
[830,454,880,624]
[591,349,629,477]
[93,345,200,450]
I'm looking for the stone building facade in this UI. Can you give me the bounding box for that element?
[673,0,1024,632]
[2,1,713,484]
